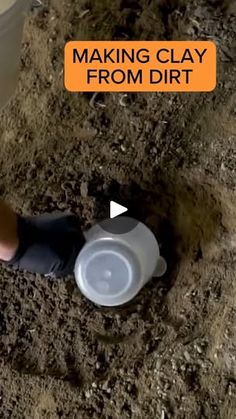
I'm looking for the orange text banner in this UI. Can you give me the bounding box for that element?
[64,41,216,92]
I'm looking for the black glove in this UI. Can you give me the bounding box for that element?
[9,213,85,277]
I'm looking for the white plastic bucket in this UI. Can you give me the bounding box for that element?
[0,0,30,110]
[75,217,167,307]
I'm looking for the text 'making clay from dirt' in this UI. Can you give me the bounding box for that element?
[64,41,216,92]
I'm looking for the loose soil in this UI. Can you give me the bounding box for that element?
[0,0,236,418]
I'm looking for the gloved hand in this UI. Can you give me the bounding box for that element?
[9,213,85,277]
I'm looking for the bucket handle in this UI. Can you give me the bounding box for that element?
[153,256,167,278]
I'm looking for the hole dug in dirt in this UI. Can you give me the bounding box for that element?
[5,172,223,388]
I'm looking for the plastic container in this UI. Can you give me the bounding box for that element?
[74,217,167,307]
[0,0,31,110]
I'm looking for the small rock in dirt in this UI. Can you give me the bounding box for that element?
[115,314,121,327]
[85,390,91,399]
[228,381,236,396]
[161,410,165,419]
[102,381,109,390]
[156,358,162,371]
[80,182,88,198]
[195,344,203,354]
[184,351,191,362]
[171,360,177,371]
[102,381,111,394]
[79,9,90,19]
[164,382,171,391]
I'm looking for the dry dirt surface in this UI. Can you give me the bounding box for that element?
[0,0,236,418]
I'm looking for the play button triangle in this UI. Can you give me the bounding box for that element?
[110,201,128,219]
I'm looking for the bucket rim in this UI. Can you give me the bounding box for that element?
[0,0,30,35]
[1,0,30,16]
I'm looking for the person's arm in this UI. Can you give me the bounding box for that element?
[0,200,85,276]
[0,200,19,261]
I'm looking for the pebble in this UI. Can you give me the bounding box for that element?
[102,381,112,394]
[115,314,121,327]
[102,381,109,390]
[80,182,88,198]
[184,351,191,362]
[85,390,91,399]
[79,9,90,19]
[171,360,177,371]
[228,384,233,396]
[195,344,203,354]
[155,359,162,371]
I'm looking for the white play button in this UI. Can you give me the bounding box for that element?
[110,201,128,219]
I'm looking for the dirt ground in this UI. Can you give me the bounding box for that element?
[0,0,236,418]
